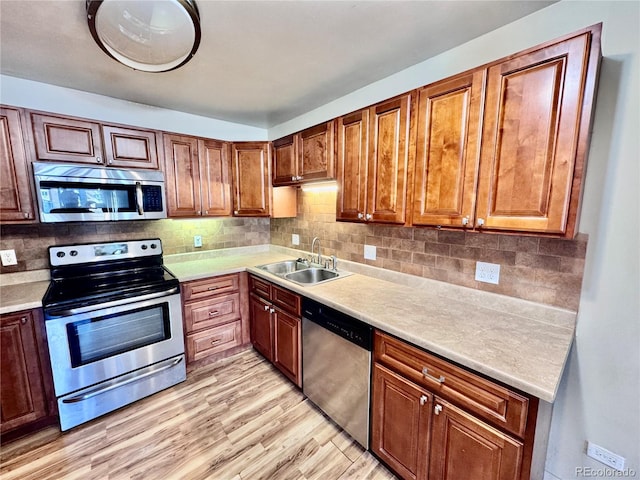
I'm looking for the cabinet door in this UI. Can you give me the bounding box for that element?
[412,71,484,228]
[299,121,335,182]
[102,125,160,169]
[31,113,103,164]
[429,399,523,480]
[371,364,431,480]
[336,109,369,222]
[231,142,270,216]
[0,311,48,433]
[199,139,232,216]
[163,134,202,217]
[273,309,301,387]
[367,94,412,224]
[0,107,36,222]
[249,293,273,361]
[272,134,298,186]
[476,30,596,235]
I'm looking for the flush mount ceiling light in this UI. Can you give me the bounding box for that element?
[86,0,201,72]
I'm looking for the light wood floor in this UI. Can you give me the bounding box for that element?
[0,349,396,480]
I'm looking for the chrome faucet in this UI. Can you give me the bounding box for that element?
[311,236,322,265]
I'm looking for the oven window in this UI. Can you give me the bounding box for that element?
[39,181,137,214]
[66,304,171,367]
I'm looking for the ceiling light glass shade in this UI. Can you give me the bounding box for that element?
[87,0,201,72]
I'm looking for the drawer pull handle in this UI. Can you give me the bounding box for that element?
[420,395,428,406]
[208,310,219,316]
[422,367,445,384]
[434,404,443,415]
[207,286,221,291]
[211,339,221,345]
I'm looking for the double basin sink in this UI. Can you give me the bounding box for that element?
[256,259,351,286]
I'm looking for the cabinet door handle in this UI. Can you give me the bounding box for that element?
[96,156,102,164]
[434,404,443,415]
[269,308,275,314]
[264,304,270,311]
[365,213,372,221]
[357,212,364,220]
[20,316,27,325]
[477,218,485,227]
[208,310,219,316]
[462,216,470,226]
[422,367,445,384]
[420,395,428,406]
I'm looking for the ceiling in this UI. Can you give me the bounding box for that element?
[0,0,555,129]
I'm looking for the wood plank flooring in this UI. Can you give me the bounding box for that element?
[0,349,397,480]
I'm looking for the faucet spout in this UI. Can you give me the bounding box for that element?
[311,237,322,265]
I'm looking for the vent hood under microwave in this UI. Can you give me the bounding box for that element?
[33,162,167,223]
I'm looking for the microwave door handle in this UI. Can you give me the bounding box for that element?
[136,182,144,215]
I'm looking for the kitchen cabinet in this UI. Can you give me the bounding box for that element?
[231,142,271,217]
[337,93,413,224]
[411,25,601,237]
[272,121,335,186]
[0,309,55,436]
[371,331,536,480]
[182,273,249,365]
[0,106,37,223]
[163,134,232,217]
[30,112,161,170]
[249,275,302,387]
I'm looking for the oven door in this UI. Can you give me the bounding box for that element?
[45,293,184,397]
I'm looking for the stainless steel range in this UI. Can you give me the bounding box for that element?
[42,239,186,431]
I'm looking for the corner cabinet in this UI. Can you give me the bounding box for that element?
[272,121,336,186]
[30,112,161,170]
[163,134,232,217]
[371,331,539,480]
[231,142,271,217]
[249,275,302,387]
[337,93,414,224]
[411,24,601,237]
[0,309,55,437]
[0,106,37,223]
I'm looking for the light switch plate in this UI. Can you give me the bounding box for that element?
[364,245,377,260]
[194,235,202,248]
[292,234,300,246]
[0,249,18,266]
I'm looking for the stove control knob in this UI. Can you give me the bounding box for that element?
[70,250,78,256]
[150,243,157,249]
[141,245,148,250]
[56,251,65,258]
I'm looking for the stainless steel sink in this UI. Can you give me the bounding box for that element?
[256,259,351,286]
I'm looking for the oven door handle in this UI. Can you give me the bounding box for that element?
[47,287,180,317]
[61,356,183,404]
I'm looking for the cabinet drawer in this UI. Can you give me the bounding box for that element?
[271,284,301,316]
[249,275,271,299]
[186,321,242,362]
[374,331,529,438]
[183,274,239,302]
[184,293,241,333]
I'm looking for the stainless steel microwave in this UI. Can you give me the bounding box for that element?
[33,162,167,223]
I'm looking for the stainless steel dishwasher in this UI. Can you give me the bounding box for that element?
[302,298,373,448]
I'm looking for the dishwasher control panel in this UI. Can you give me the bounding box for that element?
[302,298,372,350]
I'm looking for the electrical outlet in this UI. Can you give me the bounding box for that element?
[194,235,202,248]
[292,234,300,246]
[364,245,377,260]
[475,261,500,284]
[0,249,18,266]
[587,441,626,470]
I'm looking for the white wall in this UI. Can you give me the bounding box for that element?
[271,2,640,479]
[0,75,267,141]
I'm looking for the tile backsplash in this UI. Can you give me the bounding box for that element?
[271,189,587,311]
[0,217,270,273]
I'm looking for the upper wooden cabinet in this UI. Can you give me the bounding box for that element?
[475,27,600,236]
[231,142,271,217]
[337,93,413,224]
[30,112,160,170]
[163,134,232,217]
[411,24,601,237]
[272,121,336,186]
[0,106,37,223]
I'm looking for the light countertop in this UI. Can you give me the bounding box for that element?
[0,245,576,402]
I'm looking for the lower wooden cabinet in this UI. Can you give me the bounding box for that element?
[182,273,250,365]
[0,309,55,437]
[372,331,536,480]
[249,275,301,387]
